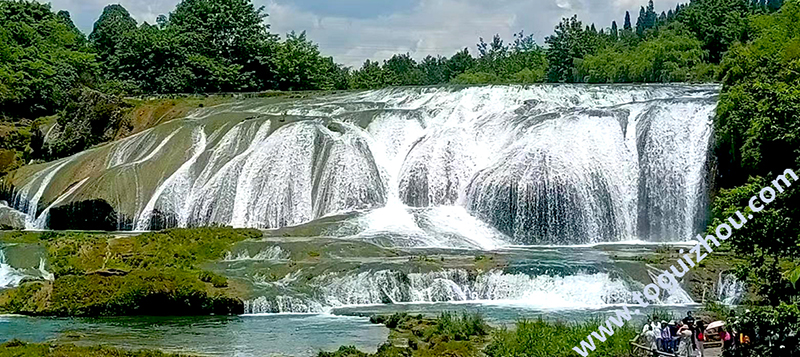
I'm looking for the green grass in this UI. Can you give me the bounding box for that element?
[485,318,635,357]
[0,339,195,357]
[324,313,636,357]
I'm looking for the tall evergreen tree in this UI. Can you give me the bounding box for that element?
[624,11,633,31]
[636,6,647,35]
[611,20,619,40]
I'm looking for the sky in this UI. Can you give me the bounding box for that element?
[50,0,683,67]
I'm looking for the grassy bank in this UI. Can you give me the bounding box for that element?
[0,228,261,316]
[0,339,195,357]
[320,313,637,357]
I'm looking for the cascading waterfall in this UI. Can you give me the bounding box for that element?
[717,272,745,305]
[4,84,717,246]
[243,268,694,314]
[0,248,23,288]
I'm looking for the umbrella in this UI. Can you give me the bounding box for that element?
[706,321,725,330]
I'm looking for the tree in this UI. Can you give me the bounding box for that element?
[546,16,599,82]
[0,0,97,118]
[382,53,423,86]
[445,48,476,79]
[89,5,138,62]
[636,0,657,37]
[624,11,633,31]
[349,60,385,89]
[677,0,750,63]
[611,21,619,40]
[167,0,279,91]
[274,31,330,90]
[579,23,708,83]
[419,55,449,85]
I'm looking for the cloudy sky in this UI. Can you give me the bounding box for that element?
[51,0,682,67]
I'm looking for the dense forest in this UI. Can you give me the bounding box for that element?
[0,0,799,355]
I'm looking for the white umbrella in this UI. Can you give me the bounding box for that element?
[706,321,725,330]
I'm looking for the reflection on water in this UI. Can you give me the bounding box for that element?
[0,314,388,357]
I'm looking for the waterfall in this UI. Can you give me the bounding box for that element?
[717,272,745,305]
[243,268,694,314]
[4,84,717,246]
[0,248,23,289]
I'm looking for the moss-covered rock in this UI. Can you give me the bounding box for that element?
[0,227,262,316]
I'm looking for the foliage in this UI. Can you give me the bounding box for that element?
[0,340,194,357]
[42,88,132,159]
[579,23,710,83]
[89,4,138,64]
[545,15,604,82]
[484,318,636,357]
[0,228,262,316]
[431,312,489,342]
[0,0,97,119]
[198,270,228,288]
[726,303,800,357]
[275,31,340,90]
[709,0,800,307]
[676,0,752,63]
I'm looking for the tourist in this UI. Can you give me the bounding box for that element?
[695,321,706,357]
[639,324,659,357]
[668,321,679,352]
[682,311,696,326]
[677,325,694,357]
[721,326,734,351]
[660,321,671,352]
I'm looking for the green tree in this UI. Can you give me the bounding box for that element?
[546,16,601,82]
[349,60,385,89]
[382,53,423,86]
[0,0,97,119]
[89,5,138,63]
[167,0,279,91]
[677,0,751,63]
[274,31,338,90]
[611,21,619,40]
[579,23,708,83]
[624,11,633,31]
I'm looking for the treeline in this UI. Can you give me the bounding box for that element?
[706,0,800,356]
[0,0,784,122]
[0,0,793,175]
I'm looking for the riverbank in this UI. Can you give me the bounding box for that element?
[0,339,194,357]
[319,312,637,357]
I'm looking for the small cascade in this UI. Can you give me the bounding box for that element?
[646,269,695,305]
[0,248,24,288]
[243,268,694,314]
[717,272,745,305]
[223,246,289,262]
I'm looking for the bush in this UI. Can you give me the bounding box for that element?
[727,303,800,357]
[484,318,635,357]
[198,270,228,288]
[432,312,489,342]
[43,88,132,160]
